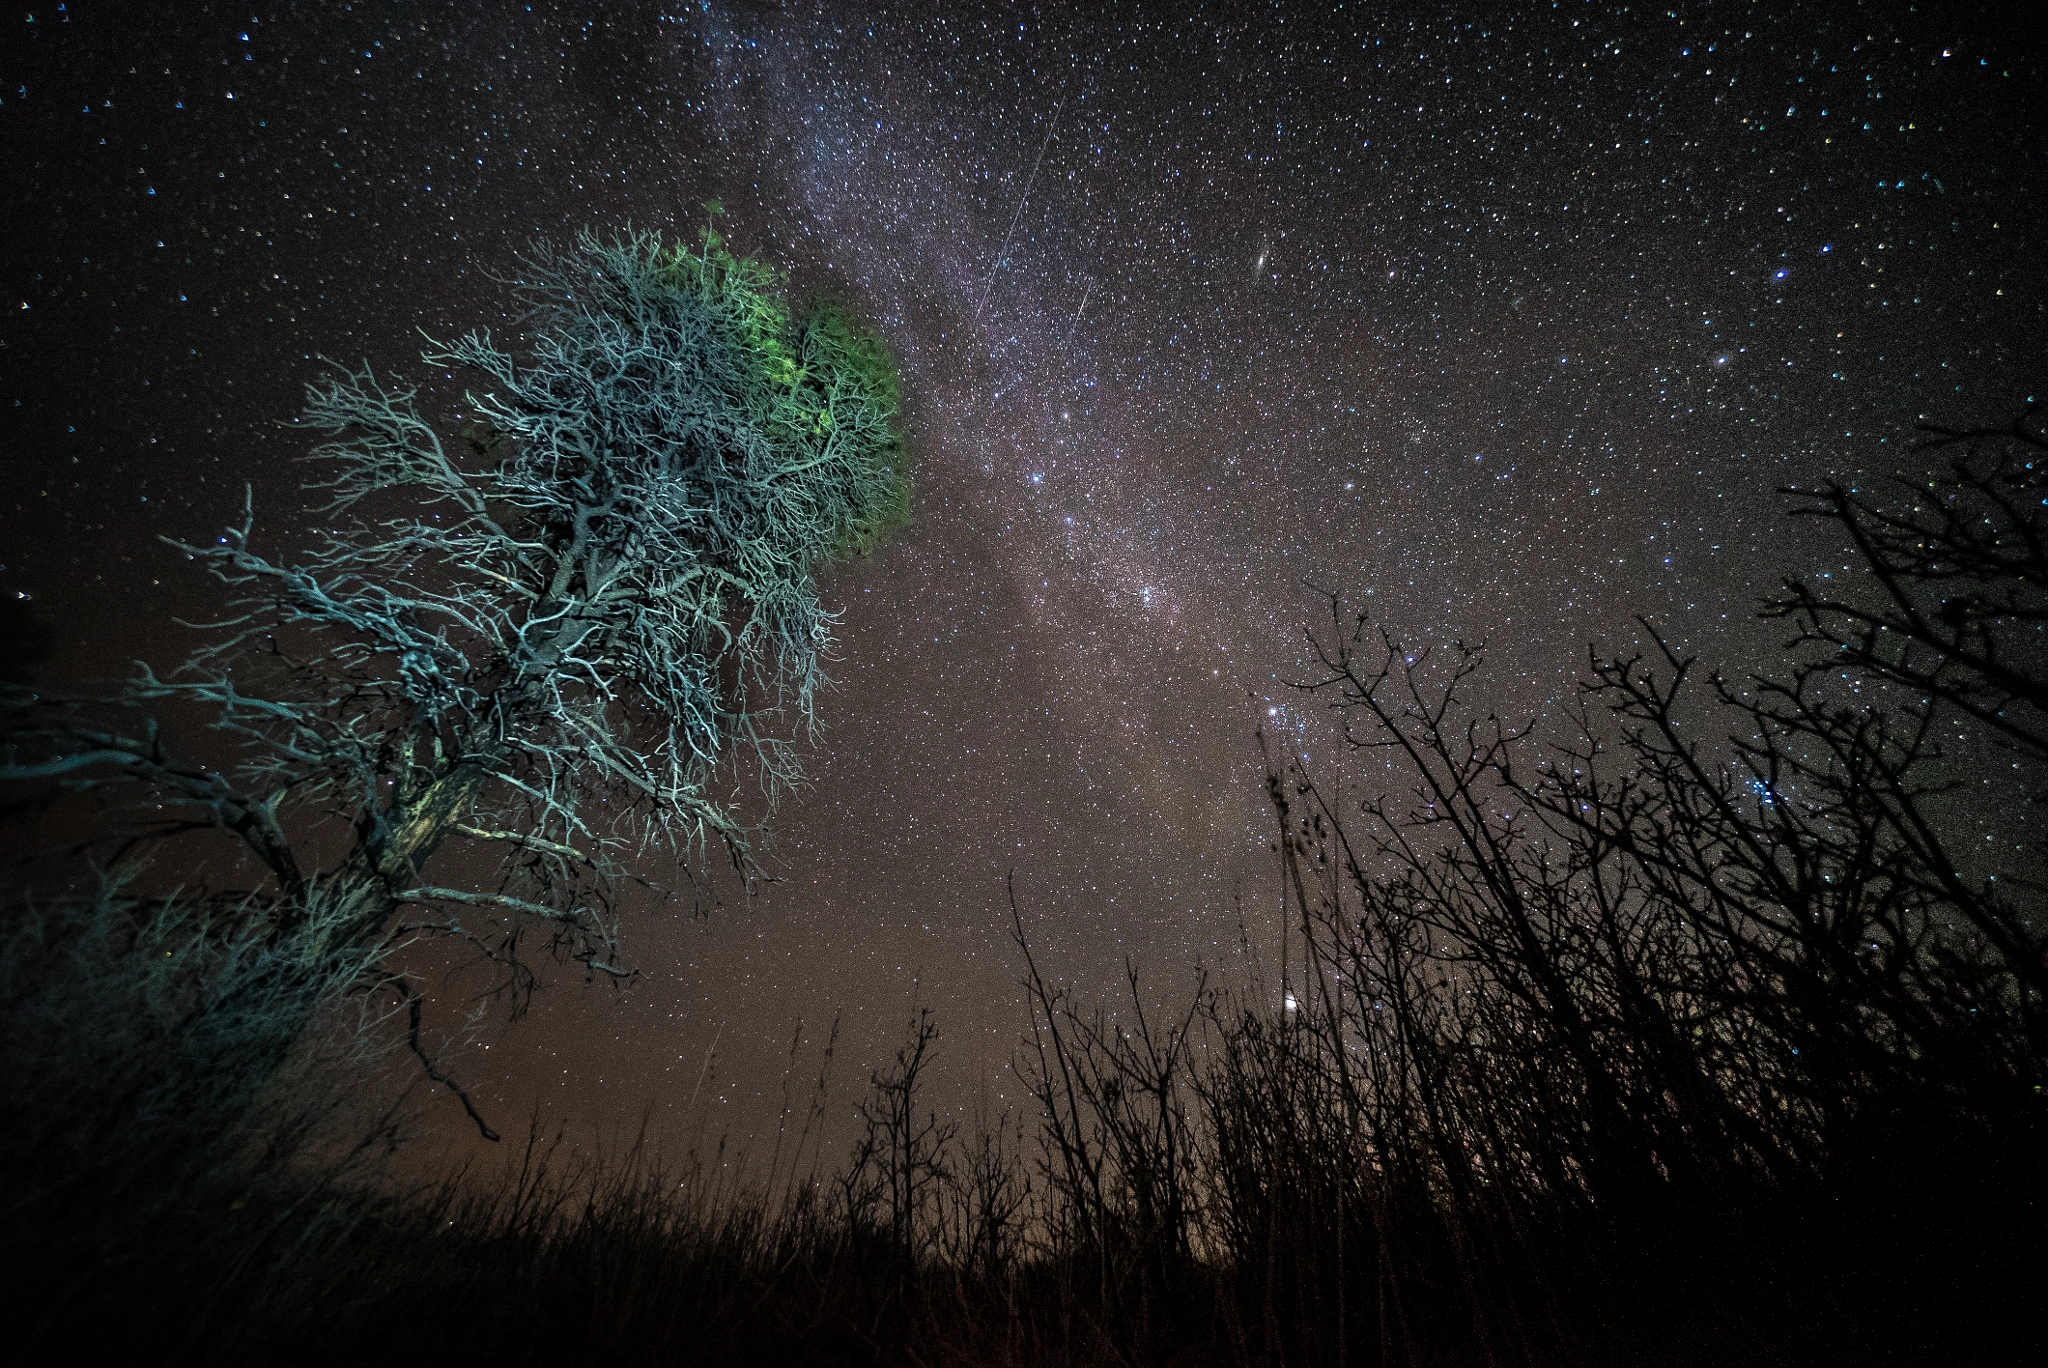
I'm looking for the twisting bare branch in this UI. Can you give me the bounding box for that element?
[1,225,910,1135]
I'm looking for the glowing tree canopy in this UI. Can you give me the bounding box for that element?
[5,219,910,1019]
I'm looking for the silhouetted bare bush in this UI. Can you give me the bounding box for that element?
[6,410,2041,1366]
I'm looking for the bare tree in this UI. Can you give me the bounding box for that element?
[845,1007,957,1266]
[1,220,910,1133]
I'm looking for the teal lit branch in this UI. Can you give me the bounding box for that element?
[1,223,910,1134]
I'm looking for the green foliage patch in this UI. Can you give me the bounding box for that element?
[656,206,912,563]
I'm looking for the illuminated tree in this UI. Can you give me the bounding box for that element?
[1,220,909,1131]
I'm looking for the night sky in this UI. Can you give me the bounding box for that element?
[6,2,2042,1160]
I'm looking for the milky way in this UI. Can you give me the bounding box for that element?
[5,2,2040,1158]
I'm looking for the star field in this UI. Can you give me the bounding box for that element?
[4,1,2041,1156]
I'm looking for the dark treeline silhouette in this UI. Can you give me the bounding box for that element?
[3,413,2041,1365]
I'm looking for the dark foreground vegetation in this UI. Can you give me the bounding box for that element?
[5,407,2043,1364]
